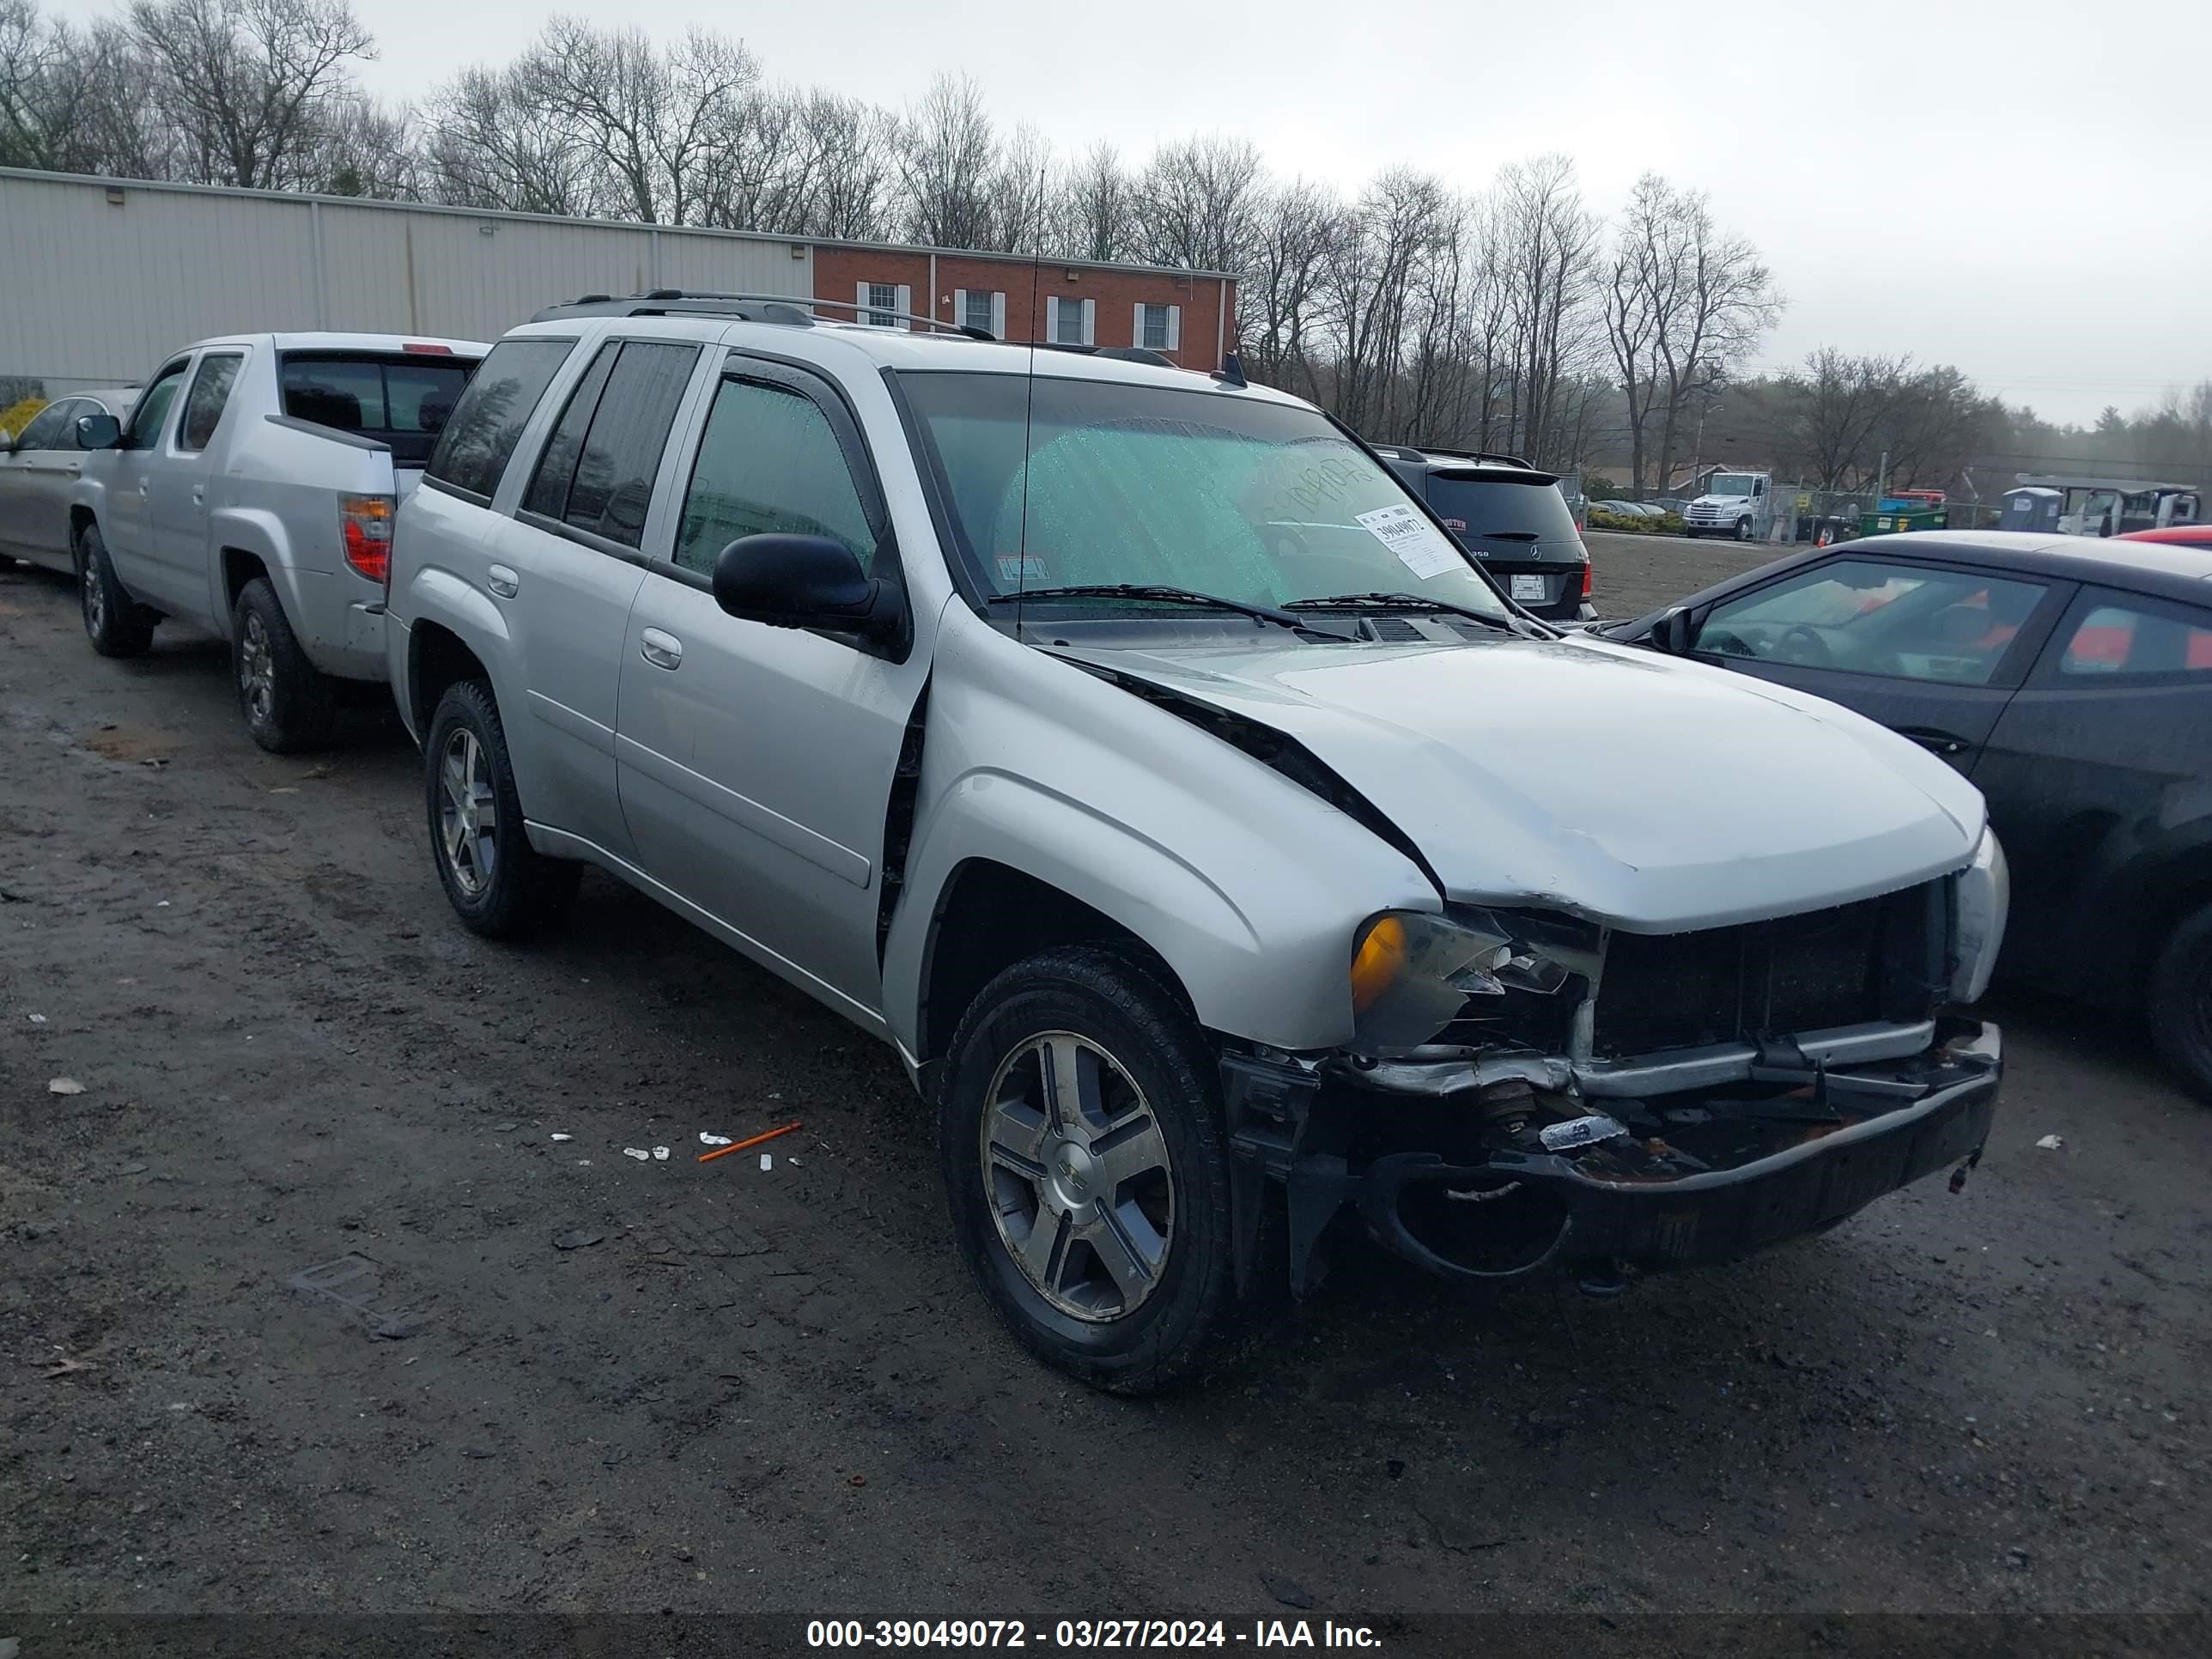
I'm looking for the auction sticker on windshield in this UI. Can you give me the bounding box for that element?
[1356,503,1464,580]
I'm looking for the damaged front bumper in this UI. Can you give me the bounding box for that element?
[1224,1018,2001,1295]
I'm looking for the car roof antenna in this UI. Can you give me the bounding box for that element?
[1213,351,1248,390]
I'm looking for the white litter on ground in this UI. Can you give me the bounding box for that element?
[549,1133,574,1142]
[27,1013,47,1024]
[699,1133,732,1146]
[47,1078,84,1095]
[759,1153,774,1171]
[623,1147,651,1161]
[652,1146,670,1161]
[2035,1134,2064,1151]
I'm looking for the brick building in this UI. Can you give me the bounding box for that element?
[811,241,1237,369]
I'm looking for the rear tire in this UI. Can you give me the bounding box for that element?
[232,577,338,753]
[936,945,1278,1393]
[2149,904,2212,1104]
[76,523,154,659]
[422,678,580,939]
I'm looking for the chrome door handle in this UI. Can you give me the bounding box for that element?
[191,487,205,505]
[486,564,520,599]
[639,628,684,670]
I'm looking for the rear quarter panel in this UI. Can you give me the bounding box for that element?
[210,413,398,670]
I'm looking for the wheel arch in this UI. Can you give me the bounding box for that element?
[911,859,1199,1085]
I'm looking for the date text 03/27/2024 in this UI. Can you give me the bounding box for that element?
[805,1620,1382,1649]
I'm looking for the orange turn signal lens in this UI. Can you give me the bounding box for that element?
[1349,915,1408,1014]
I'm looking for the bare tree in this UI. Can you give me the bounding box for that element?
[1639,179,1782,488]
[1241,179,1340,398]
[897,72,999,249]
[1776,348,1910,489]
[516,20,760,226]
[1131,134,1262,273]
[1051,143,1130,263]
[423,64,596,216]
[987,122,1052,252]
[129,0,373,189]
[1492,155,1601,466]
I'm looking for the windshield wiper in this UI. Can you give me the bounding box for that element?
[1282,592,1522,632]
[987,584,1319,633]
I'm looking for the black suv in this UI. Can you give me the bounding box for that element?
[1375,446,1593,621]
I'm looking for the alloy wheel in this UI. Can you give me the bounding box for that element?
[238,612,275,725]
[437,727,498,896]
[980,1031,1175,1322]
[82,555,105,635]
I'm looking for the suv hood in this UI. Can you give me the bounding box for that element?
[1056,634,1984,932]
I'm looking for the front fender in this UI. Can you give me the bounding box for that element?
[879,613,1438,1060]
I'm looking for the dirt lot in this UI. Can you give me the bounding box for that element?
[3,535,2210,1641]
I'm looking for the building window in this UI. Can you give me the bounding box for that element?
[854,280,910,329]
[951,289,1006,337]
[1135,302,1182,352]
[1048,295,1093,346]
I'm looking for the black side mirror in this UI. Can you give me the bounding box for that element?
[713,533,902,644]
[1654,605,1693,654]
[76,413,121,451]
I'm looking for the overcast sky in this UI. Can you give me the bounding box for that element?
[191,0,2212,423]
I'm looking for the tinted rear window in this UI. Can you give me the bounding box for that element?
[520,340,697,548]
[425,339,574,499]
[1421,473,1581,544]
[281,353,480,466]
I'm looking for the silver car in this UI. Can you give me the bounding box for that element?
[383,295,2008,1392]
[0,389,137,571]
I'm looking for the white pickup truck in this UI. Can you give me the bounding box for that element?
[69,331,485,750]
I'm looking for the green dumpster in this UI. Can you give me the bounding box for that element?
[1859,507,1948,537]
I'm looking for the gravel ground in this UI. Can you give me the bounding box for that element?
[3,538,2209,1639]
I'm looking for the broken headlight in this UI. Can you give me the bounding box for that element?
[1949,826,2008,1004]
[1350,910,1577,1053]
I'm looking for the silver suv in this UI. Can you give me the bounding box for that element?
[383,294,2008,1392]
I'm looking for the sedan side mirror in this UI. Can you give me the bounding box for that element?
[713,533,902,644]
[76,413,121,450]
[1653,605,1694,654]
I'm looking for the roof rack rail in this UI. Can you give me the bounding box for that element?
[529,289,995,339]
[1392,442,1534,469]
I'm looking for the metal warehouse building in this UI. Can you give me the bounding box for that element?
[0,167,1236,402]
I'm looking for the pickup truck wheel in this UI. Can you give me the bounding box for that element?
[423,679,580,939]
[232,579,337,753]
[937,946,1269,1393]
[76,525,154,659]
[2149,903,2212,1104]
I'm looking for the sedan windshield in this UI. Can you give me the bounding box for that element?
[896,371,1508,617]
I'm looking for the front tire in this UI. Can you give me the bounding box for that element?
[1734,517,1753,542]
[937,946,1268,1393]
[76,523,154,659]
[232,577,337,753]
[2150,904,2212,1104]
[422,678,580,939]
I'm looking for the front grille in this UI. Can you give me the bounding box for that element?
[1593,884,1942,1057]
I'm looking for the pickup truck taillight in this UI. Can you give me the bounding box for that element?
[339,495,395,585]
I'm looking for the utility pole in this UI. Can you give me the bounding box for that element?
[1876,450,1889,501]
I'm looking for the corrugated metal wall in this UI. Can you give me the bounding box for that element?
[0,169,810,393]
